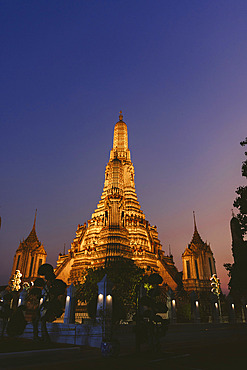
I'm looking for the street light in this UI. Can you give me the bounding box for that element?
[10,270,22,291]
[210,274,222,322]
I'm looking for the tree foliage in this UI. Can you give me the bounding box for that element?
[224,138,247,299]
[76,258,145,320]
[134,273,168,352]
[224,258,247,299]
[233,137,247,235]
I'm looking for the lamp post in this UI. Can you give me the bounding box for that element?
[190,291,200,323]
[210,274,222,323]
[10,270,22,309]
[64,284,76,324]
[195,300,200,323]
[227,297,236,323]
[97,274,118,356]
[166,288,177,323]
[11,270,22,292]
[96,275,113,325]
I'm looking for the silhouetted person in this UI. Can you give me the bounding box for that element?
[23,278,45,341]
[38,264,66,342]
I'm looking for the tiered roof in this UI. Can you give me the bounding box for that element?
[184,212,212,256]
[17,211,46,254]
[188,212,205,248]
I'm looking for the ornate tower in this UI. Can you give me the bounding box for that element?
[10,211,47,284]
[182,212,217,292]
[56,112,179,289]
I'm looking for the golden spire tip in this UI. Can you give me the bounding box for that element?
[119,111,123,121]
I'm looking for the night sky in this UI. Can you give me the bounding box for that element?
[1,1,247,293]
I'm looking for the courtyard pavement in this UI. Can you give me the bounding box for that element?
[0,323,246,370]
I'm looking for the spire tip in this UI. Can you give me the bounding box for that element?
[33,209,37,229]
[193,211,197,231]
[119,111,123,121]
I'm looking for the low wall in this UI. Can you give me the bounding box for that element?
[20,322,102,348]
[10,321,247,352]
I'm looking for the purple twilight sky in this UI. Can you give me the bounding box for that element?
[1,1,247,293]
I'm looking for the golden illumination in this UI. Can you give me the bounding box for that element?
[55,113,179,290]
[10,211,47,284]
[182,213,217,293]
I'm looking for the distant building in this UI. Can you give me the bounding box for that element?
[10,211,47,284]
[56,112,180,289]
[182,212,216,292]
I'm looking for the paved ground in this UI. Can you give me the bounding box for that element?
[0,338,76,353]
[0,323,246,370]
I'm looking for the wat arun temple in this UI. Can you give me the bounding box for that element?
[11,112,217,293]
[55,112,180,289]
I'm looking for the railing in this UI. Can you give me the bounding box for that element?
[55,255,71,277]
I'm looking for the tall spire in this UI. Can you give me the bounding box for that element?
[33,209,37,230]
[24,210,40,245]
[190,211,204,246]
[168,244,172,257]
[193,211,198,233]
[111,111,129,159]
[119,110,123,121]
[57,112,180,292]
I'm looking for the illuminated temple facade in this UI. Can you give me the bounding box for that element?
[182,212,217,292]
[10,211,47,283]
[56,112,179,290]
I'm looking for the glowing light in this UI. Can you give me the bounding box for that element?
[172,299,176,307]
[232,303,235,309]
[40,298,43,305]
[215,302,218,308]
[66,296,70,303]
[98,294,103,300]
[195,301,199,307]
[18,298,21,306]
[106,294,112,301]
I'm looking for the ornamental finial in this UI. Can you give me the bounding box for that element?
[119,111,123,121]
[193,211,197,231]
[33,209,37,229]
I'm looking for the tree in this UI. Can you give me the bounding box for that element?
[174,274,191,322]
[224,138,247,299]
[135,273,168,353]
[76,258,145,321]
[233,137,247,235]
